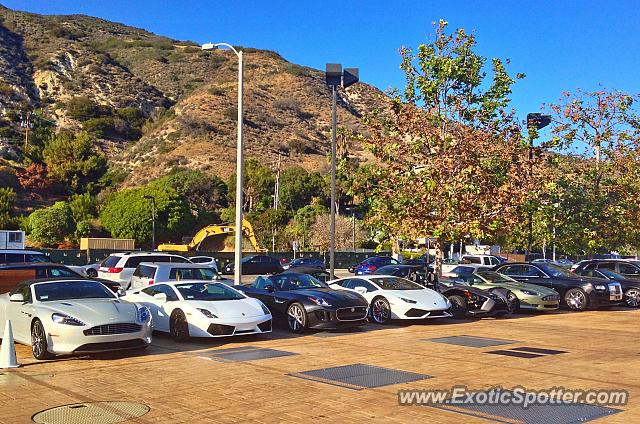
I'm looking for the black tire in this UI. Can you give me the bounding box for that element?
[31,319,52,360]
[287,302,307,333]
[506,291,520,314]
[371,297,392,324]
[624,288,640,308]
[169,310,190,342]
[564,288,588,312]
[448,295,468,319]
[86,268,98,278]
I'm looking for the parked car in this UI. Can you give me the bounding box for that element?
[373,264,436,286]
[444,270,560,312]
[0,263,121,294]
[329,275,451,324]
[222,255,283,275]
[354,256,399,275]
[67,263,100,278]
[435,281,512,319]
[0,249,48,264]
[573,259,640,279]
[123,281,272,340]
[431,258,469,274]
[0,278,152,359]
[237,272,368,332]
[283,257,326,270]
[573,261,640,307]
[129,262,230,290]
[492,262,623,311]
[283,267,333,283]
[532,258,574,269]
[187,256,219,272]
[98,252,191,288]
[461,254,504,267]
[442,264,491,278]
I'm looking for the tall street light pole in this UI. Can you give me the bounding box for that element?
[203,42,244,285]
[526,113,551,259]
[325,64,358,278]
[142,195,156,250]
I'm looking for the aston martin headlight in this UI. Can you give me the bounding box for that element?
[308,296,331,307]
[400,297,417,304]
[197,308,218,318]
[520,290,539,296]
[137,306,151,323]
[594,284,606,291]
[51,313,85,326]
[259,302,271,315]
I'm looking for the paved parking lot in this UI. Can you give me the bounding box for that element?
[0,308,638,423]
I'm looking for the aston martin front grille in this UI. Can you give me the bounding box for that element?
[83,323,142,336]
[336,306,367,321]
[542,294,559,301]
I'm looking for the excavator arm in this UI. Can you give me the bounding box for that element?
[157,219,266,252]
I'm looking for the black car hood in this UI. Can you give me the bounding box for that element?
[291,287,368,306]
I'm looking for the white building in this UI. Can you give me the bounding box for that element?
[0,230,25,249]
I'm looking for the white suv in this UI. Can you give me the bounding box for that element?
[461,255,503,267]
[129,262,230,290]
[98,252,191,288]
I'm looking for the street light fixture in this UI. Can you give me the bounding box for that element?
[526,113,552,258]
[202,42,244,285]
[325,64,359,278]
[142,195,156,251]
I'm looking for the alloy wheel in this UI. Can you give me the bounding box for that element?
[287,304,305,331]
[170,312,189,341]
[371,298,390,323]
[566,290,586,311]
[31,321,47,359]
[625,289,640,307]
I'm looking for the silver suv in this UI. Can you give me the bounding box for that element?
[98,252,191,288]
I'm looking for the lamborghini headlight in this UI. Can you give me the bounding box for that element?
[259,302,271,315]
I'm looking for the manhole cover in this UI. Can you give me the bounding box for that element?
[487,346,568,359]
[291,363,431,390]
[32,401,149,424]
[428,335,518,348]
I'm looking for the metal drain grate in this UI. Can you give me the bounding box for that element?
[433,393,621,424]
[487,347,568,359]
[428,335,519,348]
[32,402,149,424]
[291,363,431,390]
[200,346,297,362]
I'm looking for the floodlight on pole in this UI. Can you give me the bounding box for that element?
[202,41,244,285]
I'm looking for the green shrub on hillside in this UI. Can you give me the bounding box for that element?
[29,202,74,246]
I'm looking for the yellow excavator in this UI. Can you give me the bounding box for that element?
[157,219,266,253]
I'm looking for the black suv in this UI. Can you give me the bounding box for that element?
[573,259,640,307]
[492,262,623,311]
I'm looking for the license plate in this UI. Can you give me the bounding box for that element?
[610,294,623,301]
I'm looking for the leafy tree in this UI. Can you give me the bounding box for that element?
[364,20,532,274]
[286,204,328,249]
[279,167,326,211]
[152,169,228,212]
[65,96,110,121]
[99,185,194,246]
[68,193,96,224]
[227,159,274,212]
[29,202,74,246]
[17,163,56,191]
[0,187,16,229]
[247,208,291,250]
[42,131,107,193]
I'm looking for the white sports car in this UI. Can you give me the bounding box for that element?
[0,279,152,360]
[122,280,272,340]
[329,275,452,324]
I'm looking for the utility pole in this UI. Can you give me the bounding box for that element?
[21,112,31,151]
[271,152,281,252]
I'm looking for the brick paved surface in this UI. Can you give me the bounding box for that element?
[0,307,638,423]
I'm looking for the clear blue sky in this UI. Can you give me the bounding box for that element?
[4,0,640,121]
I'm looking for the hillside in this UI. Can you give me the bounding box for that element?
[0,5,388,187]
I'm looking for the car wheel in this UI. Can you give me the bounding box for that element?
[31,319,52,360]
[371,297,391,324]
[506,291,519,313]
[448,295,468,319]
[564,288,588,312]
[86,268,98,278]
[287,303,307,333]
[624,288,640,308]
[169,310,190,342]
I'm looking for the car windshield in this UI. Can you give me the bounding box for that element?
[175,282,244,301]
[271,274,327,290]
[452,266,476,276]
[598,269,625,280]
[169,267,220,280]
[475,271,518,284]
[369,277,422,290]
[34,280,115,301]
[540,264,574,278]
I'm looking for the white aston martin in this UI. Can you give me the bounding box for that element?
[122,280,272,341]
[0,279,152,360]
[329,275,452,324]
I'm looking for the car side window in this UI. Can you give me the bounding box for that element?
[498,265,522,276]
[155,285,179,301]
[583,263,596,270]
[138,265,155,279]
[489,257,500,265]
[253,276,270,290]
[522,266,544,277]
[5,253,24,263]
[340,279,354,289]
[465,256,481,264]
[618,263,640,275]
[141,286,158,296]
[596,262,616,271]
[352,279,376,292]
[169,256,189,263]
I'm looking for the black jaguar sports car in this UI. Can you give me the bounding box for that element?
[237,272,369,332]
